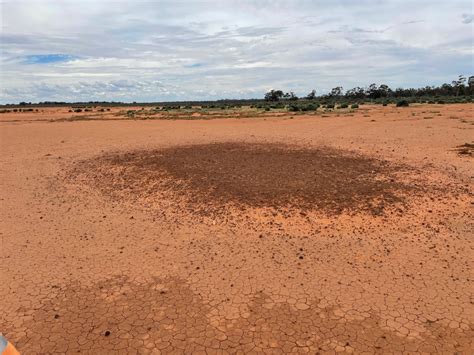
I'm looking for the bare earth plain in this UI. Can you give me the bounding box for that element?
[0,104,473,354]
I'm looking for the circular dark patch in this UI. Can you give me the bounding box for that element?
[68,143,412,215]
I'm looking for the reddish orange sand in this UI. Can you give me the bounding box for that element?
[0,104,473,353]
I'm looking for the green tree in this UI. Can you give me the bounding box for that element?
[330,86,343,97]
[264,90,284,101]
[306,90,316,100]
[452,75,466,96]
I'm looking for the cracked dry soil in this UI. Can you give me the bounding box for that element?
[1,104,473,354]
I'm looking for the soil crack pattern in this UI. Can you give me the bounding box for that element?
[8,277,472,354]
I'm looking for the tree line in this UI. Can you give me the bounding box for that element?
[265,75,474,101]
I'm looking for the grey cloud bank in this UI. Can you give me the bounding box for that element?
[1,0,473,103]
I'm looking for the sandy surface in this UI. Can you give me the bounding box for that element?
[0,104,473,354]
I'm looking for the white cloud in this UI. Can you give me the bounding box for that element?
[0,0,472,103]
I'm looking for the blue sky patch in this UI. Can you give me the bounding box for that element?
[184,63,203,68]
[23,54,77,64]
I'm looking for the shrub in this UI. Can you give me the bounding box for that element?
[74,109,82,113]
[326,104,335,109]
[265,107,270,111]
[339,103,348,109]
[437,100,445,104]
[396,100,409,107]
[288,104,300,112]
[351,104,359,109]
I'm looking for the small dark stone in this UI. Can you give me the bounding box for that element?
[104,330,111,337]
[54,314,59,319]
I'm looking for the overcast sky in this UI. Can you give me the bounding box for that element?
[0,0,473,103]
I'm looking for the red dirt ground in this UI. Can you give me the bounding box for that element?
[0,104,473,353]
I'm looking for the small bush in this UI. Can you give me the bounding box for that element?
[396,100,409,107]
[288,104,300,112]
[326,104,335,109]
[437,100,445,104]
[74,109,82,113]
[339,103,348,109]
[351,104,359,109]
